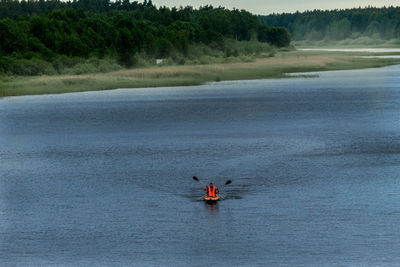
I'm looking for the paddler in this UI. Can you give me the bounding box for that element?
[204,183,219,197]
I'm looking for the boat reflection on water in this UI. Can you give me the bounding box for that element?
[205,201,218,215]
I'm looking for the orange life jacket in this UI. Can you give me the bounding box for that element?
[207,185,216,197]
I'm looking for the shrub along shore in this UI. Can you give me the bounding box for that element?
[2,50,400,97]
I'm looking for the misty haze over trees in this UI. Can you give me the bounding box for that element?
[0,0,290,76]
[259,6,400,42]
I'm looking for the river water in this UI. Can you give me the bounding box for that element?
[299,48,400,53]
[1,65,400,266]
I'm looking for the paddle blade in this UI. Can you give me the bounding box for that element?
[225,179,232,185]
[192,176,200,182]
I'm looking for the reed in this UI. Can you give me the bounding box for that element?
[1,50,399,97]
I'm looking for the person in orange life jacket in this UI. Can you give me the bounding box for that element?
[204,183,219,197]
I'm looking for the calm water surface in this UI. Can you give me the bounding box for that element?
[1,65,400,266]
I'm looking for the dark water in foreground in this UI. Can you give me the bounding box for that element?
[1,65,400,266]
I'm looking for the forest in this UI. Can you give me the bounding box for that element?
[0,0,290,76]
[259,6,400,42]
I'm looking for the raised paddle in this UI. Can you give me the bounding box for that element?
[193,176,231,186]
[219,179,232,201]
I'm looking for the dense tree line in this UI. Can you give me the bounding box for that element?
[0,0,290,75]
[259,6,400,41]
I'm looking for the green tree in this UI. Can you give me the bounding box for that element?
[264,27,290,47]
[155,38,172,58]
[115,27,136,66]
[0,19,28,54]
[365,21,380,38]
[328,18,351,40]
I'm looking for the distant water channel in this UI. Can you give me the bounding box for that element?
[299,48,400,53]
[1,65,400,266]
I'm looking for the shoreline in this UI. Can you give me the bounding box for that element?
[1,50,400,97]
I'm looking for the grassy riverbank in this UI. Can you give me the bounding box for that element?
[1,50,400,97]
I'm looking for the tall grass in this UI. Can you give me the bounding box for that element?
[224,39,276,57]
[2,50,400,97]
